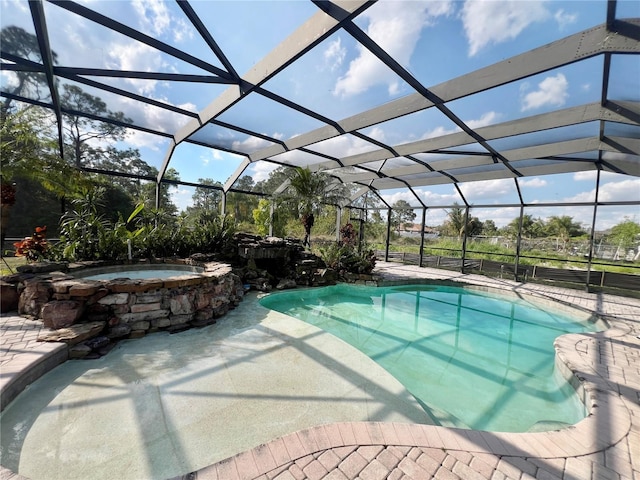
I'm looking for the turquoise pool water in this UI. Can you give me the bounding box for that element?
[260,284,601,432]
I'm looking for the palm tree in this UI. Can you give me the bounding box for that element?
[281,167,347,247]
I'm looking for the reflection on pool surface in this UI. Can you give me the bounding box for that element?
[260,283,601,432]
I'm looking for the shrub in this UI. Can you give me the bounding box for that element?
[318,226,376,277]
[14,226,49,261]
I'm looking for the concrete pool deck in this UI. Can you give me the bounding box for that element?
[1,261,639,479]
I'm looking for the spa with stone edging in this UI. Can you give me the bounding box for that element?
[0,260,244,359]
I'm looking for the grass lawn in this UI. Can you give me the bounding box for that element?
[1,256,28,276]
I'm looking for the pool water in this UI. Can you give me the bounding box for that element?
[78,268,202,281]
[260,284,601,432]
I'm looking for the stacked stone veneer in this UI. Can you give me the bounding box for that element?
[2,261,243,356]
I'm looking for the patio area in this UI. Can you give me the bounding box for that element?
[2,262,639,480]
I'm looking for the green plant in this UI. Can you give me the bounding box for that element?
[318,225,377,276]
[279,166,348,247]
[188,213,236,258]
[58,187,110,261]
[340,223,357,247]
[13,225,49,261]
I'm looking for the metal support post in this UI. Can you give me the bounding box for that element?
[514,205,524,281]
[385,208,392,262]
[585,170,601,291]
[461,206,469,273]
[419,208,426,267]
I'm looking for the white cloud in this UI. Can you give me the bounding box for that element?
[118,98,195,149]
[467,111,500,129]
[520,73,568,111]
[367,126,387,143]
[169,186,191,212]
[462,0,549,57]
[308,133,384,159]
[460,178,515,202]
[107,42,165,95]
[333,0,453,97]
[0,70,19,89]
[557,178,640,204]
[133,0,170,38]
[200,150,224,166]
[573,170,630,182]
[132,0,192,43]
[573,171,597,181]
[421,125,458,140]
[420,111,500,140]
[596,178,640,202]
[382,190,421,207]
[554,9,578,30]
[1,0,26,10]
[231,132,284,154]
[471,206,520,227]
[323,38,346,72]
[519,178,547,188]
[248,162,278,182]
[126,130,170,151]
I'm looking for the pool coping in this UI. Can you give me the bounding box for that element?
[2,262,639,480]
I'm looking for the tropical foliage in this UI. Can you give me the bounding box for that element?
[277,167,348,247]
[318,223,376,276]
[13,226,49,261]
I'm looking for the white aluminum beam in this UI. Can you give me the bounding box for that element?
[248,21,640,165]
[162,1,370,186]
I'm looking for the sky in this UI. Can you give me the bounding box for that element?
[1,0,638,229]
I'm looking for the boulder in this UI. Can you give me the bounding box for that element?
[37,321,106,345]
[41,300,84,329]
[107,324,132,339]
[69,344,92,359]
[84,335,110,350]
[170,293,194,315]
[19,278,52,317]
[276,279,297,290]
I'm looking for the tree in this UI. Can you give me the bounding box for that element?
[351,190,383,223]
[1,26,58,110]
[279,166,348,247]
[461,217,483,237]
[608,219,640,252]
[439,203,481,238]
[1,106,82,196]
[137,167,180,217]
[390,200,416,233]
[252,198,288,237]
[504,214,545,238]
[253,166,290,194]
[440,203,465,237]
[60,84,132,167]
[483,219,498,236]
[188,178,223,215]
[1,106,88,237]
[546,215,585,251]
[227,175,257,224]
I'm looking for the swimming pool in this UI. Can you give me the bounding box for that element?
[260,283,602,432]
[74,264,204,280]
[0,295,429,480]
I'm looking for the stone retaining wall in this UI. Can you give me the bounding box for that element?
[1,261,243,358]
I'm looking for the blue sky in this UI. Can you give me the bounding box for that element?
[1,0,638,229]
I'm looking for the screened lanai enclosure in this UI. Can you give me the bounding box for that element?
[1,0,639,292]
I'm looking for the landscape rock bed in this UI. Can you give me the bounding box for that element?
[233,234,337,290]
[1,260,243,359]
[0,234,376,360]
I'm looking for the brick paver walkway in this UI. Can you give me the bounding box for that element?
[2,262,639,480]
